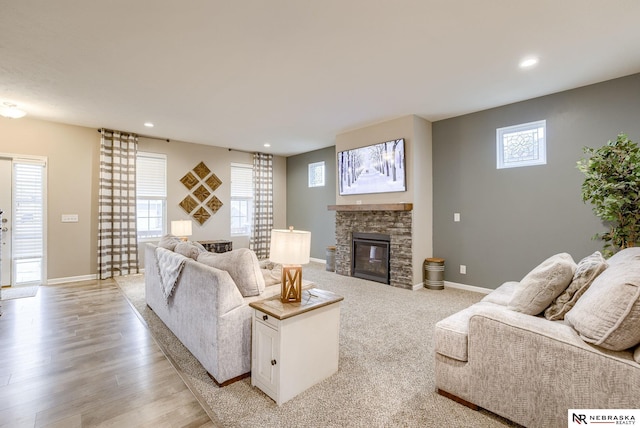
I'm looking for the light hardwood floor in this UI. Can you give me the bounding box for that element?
[0,280,215,427]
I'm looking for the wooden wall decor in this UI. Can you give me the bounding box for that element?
[179,162,224,225]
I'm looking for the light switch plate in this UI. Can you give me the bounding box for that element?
[61,214,78,223]
[454,213,461,222]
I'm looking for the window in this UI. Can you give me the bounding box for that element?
[497,120,546,169]
[13,161,45,285]
[136,152,166,240]
[308,161,325,187]
[231,163,253,236]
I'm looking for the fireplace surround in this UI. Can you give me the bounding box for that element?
[329,204,413,289]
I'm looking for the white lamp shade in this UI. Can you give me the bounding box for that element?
[171,220,192,237]
[269,228,311,265]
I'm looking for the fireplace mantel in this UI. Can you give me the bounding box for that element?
[327,203,413,212]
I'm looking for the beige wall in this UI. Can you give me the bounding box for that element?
[137,138,287,264]
[0,117,100,281]
[0,117,286,282]
[334,115,433,285]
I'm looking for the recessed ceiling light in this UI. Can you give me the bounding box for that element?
[264,143,271,147]
[519,57,539,68]
[144,122,154,128]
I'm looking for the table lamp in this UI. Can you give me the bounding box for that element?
[269,227,311,303]
[171,220,193,241]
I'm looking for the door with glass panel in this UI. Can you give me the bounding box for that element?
[0,158,11,286]
[0,156,46,286]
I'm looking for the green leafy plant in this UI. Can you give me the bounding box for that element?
[577,133,640,256]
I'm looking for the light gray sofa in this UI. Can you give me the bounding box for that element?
[435,248,640,428]
[145,240,281,385]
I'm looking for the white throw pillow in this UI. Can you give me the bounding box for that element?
[565,261,640,351]
[544,251,608,321]
[508,253,576,315]
[174,241,205,260]
[197,248,266,297]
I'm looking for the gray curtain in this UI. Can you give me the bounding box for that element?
[98,129,139,279]
[250,152,273,259]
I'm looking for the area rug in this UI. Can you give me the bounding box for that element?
[115,263,515,427]
[0,285,39,300]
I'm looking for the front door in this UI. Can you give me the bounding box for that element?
[0,158,12,286]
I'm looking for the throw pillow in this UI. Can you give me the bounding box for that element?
[544,251,608,321]
[508,253,576,315]
[158,234,182,251]
[197,248,266,297]
[174,241,204,260]
[565,262,640,351]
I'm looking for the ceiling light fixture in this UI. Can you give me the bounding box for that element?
[144,122,154,128]
[264,143,271,148]
[519,57,539,69]
[0,102,26,119]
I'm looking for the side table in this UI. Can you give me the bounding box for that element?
[198,240,232,253]
[250,288,343,405]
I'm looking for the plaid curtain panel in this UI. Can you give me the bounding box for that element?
[250,152,273,259]
[98,129,139,279]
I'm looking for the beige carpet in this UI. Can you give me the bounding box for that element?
[115,263,516,427]
[0,285,39,300]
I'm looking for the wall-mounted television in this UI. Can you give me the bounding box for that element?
[338,138,406,196]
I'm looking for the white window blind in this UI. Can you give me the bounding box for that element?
[136,152,167,240]
[13,161,45,285]
[137,153,167,197]
[230,163,253,236]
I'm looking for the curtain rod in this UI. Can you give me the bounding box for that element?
[98,128,170,143]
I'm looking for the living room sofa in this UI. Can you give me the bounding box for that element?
[435,248,640,427]
[145,236,281,385]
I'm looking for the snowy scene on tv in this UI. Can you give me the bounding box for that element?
[338,138,406,196]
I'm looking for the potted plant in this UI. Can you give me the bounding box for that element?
[577,133,640,256]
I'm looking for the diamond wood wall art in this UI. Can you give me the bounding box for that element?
[179,162,224,225]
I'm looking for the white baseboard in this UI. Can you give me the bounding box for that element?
[309,257,325,264]
[412,282,424,291]
[444,280,492,295]
[47,274,97,285]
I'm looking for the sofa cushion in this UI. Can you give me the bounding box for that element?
[606,246,640,266]
[508,253,576,315]
[197,248,266,297]
[174,241,205,260]
[481,281,518,306]
[158,234,182,251]
[565,261,640,351]
[544,251,608,321]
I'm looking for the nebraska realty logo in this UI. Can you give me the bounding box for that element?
[569,409,638,426]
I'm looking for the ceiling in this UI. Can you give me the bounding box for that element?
[1,1,640,157]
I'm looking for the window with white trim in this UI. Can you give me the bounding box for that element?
[497,120,546,169]
[230,163,253,236]
[308,161,325,187]
[136,152,167,240]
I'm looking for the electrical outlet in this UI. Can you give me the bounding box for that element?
[460,265,467,274]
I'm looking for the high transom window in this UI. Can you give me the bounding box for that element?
[496,120,546,169]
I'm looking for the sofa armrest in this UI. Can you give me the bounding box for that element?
[467,307,640,428]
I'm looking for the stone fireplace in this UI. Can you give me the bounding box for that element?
[329,204,413,289]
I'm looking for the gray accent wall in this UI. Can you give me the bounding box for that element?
[286,146,336,260]
[433,73,640,289]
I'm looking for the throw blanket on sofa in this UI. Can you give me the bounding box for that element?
[154,247,188,300]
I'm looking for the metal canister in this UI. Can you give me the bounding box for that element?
[424,257,445,290]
